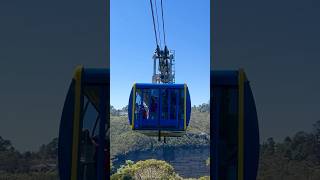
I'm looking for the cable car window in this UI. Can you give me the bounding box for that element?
[179,89,184,121]
[170,89,178,120]
[136,89,142,105]
[142,89,150,120]
[135,89,142,120]
[79,95,99,180]
[219,87,238,178]
[150,89,159,120]
[161,89,169,120]
[82,97,99,136]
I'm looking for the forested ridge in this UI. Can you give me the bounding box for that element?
[257,120,320,180]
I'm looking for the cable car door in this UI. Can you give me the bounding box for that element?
[159,88,182,130]
[212,70,259,180]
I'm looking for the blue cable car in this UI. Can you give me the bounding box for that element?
[128,83,191,137]
[58,66,109,180]
[211,69,260,180]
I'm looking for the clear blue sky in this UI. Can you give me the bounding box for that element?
[110,0,210,109]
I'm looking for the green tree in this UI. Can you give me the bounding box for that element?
[0,136,20,172]
[0,136,15,151]
[111,159,182,180]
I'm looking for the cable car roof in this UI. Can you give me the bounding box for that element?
[212,70,248,86]
[134,83,186,89]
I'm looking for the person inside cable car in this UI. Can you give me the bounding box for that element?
[142,93,149,119]
[135,91,149,120]
[91,134,109,177]
[142,101,149,119]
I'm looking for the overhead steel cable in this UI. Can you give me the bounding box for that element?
[149,0,159,47]
[154,0,162,48]
[160,0,167,46]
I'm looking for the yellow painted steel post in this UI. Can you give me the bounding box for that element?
[132,83,136,129]
[238,69,245,180]
[71,66,83,180]
[184,84,187,130]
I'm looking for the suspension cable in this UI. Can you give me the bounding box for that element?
[154,0,162,48]
[160,0,167,46]
[149,0,159,47]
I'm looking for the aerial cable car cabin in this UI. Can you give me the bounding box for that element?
[58,66,109,180]
[128,83,191,137]
[126,47,192,138]
[211,69,260,180]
